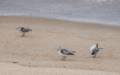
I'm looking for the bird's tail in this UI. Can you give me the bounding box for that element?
[29,29,32,31]
[16,27,21,31]
[71,51,76,53]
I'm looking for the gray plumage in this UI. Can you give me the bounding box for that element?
[60,49,74,55]
[57,46,75,60]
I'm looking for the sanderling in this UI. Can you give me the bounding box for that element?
[57,46,75,60]
[89,43,103,58]
[16,27,32,37]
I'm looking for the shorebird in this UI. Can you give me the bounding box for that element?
[16,27,32,37]
[57,46,75,60]
[89,43,103,58]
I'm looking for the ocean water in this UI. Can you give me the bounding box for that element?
[0,0,120,26]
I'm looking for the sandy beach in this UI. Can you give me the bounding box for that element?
[0,16,120,74]
[0,63,119,75]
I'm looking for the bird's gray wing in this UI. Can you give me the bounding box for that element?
[61,49,70,54]
[61,49,74,55]
[24,28,32,32]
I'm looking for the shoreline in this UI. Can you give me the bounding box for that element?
[0,16,120,29]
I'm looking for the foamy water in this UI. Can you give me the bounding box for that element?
[0,0,120,26]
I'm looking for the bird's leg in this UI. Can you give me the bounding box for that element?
[93,54,96,58]
[21,32,25,37]
[61,56,67,61]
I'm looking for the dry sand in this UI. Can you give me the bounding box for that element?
[0,16,120,74]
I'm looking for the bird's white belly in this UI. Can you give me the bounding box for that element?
[89,44,96,53]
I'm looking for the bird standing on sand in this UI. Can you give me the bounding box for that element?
[89,43,103,58]
[57,46,75,60]
[16,27,32,37]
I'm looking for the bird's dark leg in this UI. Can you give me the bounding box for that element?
[21,32,25,37]
[61,56,67,61]
[93,54,96,58]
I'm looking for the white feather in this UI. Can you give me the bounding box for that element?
[89,44,97,53]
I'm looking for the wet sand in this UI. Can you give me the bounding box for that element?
[0,16,120,74]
